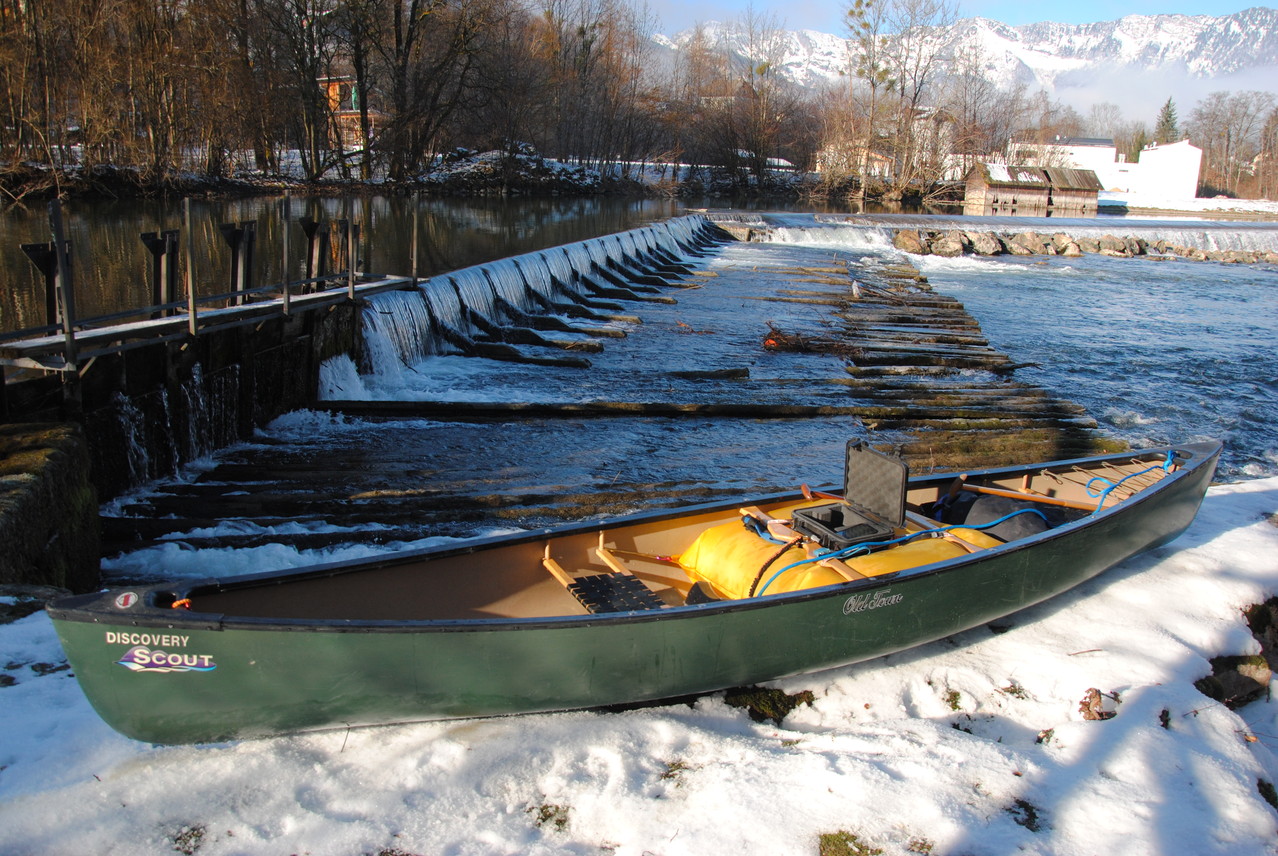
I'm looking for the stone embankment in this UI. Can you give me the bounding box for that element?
[0,423,99,593]
[893,228,1278,265]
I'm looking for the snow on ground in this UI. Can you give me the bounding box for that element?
[2,478,1278,855]
[1098,191,1278,216]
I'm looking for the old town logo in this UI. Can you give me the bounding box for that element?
[842,589,904,615]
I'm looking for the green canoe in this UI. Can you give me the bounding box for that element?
[49,440,1221,744]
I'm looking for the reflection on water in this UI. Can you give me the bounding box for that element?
[0,195,688,332]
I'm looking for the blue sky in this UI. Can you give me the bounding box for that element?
[646,1,1269,36]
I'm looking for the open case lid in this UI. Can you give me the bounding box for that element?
[843,439,909,528]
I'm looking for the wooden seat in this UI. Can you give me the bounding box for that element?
[542,541,668,614]
[565,573,666,613]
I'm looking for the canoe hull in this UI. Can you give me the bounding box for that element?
[50,441,1220,744]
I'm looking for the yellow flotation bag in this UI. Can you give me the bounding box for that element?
[677,521,845,600]
[840,537,967,576]
[678,516,997,599]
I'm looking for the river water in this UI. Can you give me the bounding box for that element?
[2,198,1272,578]
[763,214,1278,479]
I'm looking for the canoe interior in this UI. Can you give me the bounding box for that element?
[183,449,1185,623]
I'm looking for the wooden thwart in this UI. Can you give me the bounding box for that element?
[904,510,987,554]
[960,483,1098,511]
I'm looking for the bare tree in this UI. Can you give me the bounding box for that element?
[843,0,893,197]
[376,0,498,181]
[725,6,802,187]
[664,23,735,177]
[936,41,1001,173]
[879,0,956,198]
[1258,107,1278,200]
[1188,90,1276,196]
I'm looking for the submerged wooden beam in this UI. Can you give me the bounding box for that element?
[318,400,876,421]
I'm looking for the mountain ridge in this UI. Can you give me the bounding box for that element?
[653,7,1278,120]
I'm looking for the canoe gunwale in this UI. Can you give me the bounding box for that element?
[48,440,1223,635]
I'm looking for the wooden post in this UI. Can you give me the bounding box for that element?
[218,221,255,304]
[281,193,291,315]
[141,229,180,316]
[19,241,59,326]
[240,220,256,298]
[338,218,354,299]
[300,216,325,285]
[184,198,197,336]
[410,197,419,286]
[163,230,178,311]
[47,200,78,373]
[349,222,360,299]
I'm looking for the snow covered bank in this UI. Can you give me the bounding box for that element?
[1099,191,1278,218]
[2,478,1278,855]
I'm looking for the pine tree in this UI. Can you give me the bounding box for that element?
[1154,98,1180,143]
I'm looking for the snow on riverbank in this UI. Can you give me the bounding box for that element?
[2,478,1278,855]
[1099,190,1278,217]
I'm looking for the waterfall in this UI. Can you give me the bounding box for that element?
[757,214,1278,254]
[419,280,475,340]
[615,232,639,263]
[664,217,710,254]
[338,215,718,390]
[448,267,501,321]
[563,243,597,279]
[486,259,535,313]
[583,238,612,270]
[541,249,595,302]
[113,392,151,486]
[511,254,559,305]
[361,290,440,368]
[181,362,240,462]
[636,226,676,260]
[541,249,575,285]
[318,355,370,400]
[764,220,897,251]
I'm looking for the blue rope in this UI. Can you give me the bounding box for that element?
[754,508,1049,596]
[1084,451,1175,513]
[740,513,788,544]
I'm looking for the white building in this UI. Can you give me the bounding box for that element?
[1005,136,1202,199]
[1127,140,1203,199]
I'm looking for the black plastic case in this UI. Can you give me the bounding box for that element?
[791,440,908,551]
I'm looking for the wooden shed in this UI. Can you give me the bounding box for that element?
[964,164,1102,214]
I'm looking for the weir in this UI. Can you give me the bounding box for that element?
[0,213,731,500]
[103,229,1131,560]
[757,213,1278,255]
[351,215,729,376]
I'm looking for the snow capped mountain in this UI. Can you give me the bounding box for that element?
[654,23,849,90]
[964,8,1278,89]
[655,7,1278,118]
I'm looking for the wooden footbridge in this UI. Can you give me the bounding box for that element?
[1,199,414,380]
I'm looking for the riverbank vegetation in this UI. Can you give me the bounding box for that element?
[0,0,1275,203]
